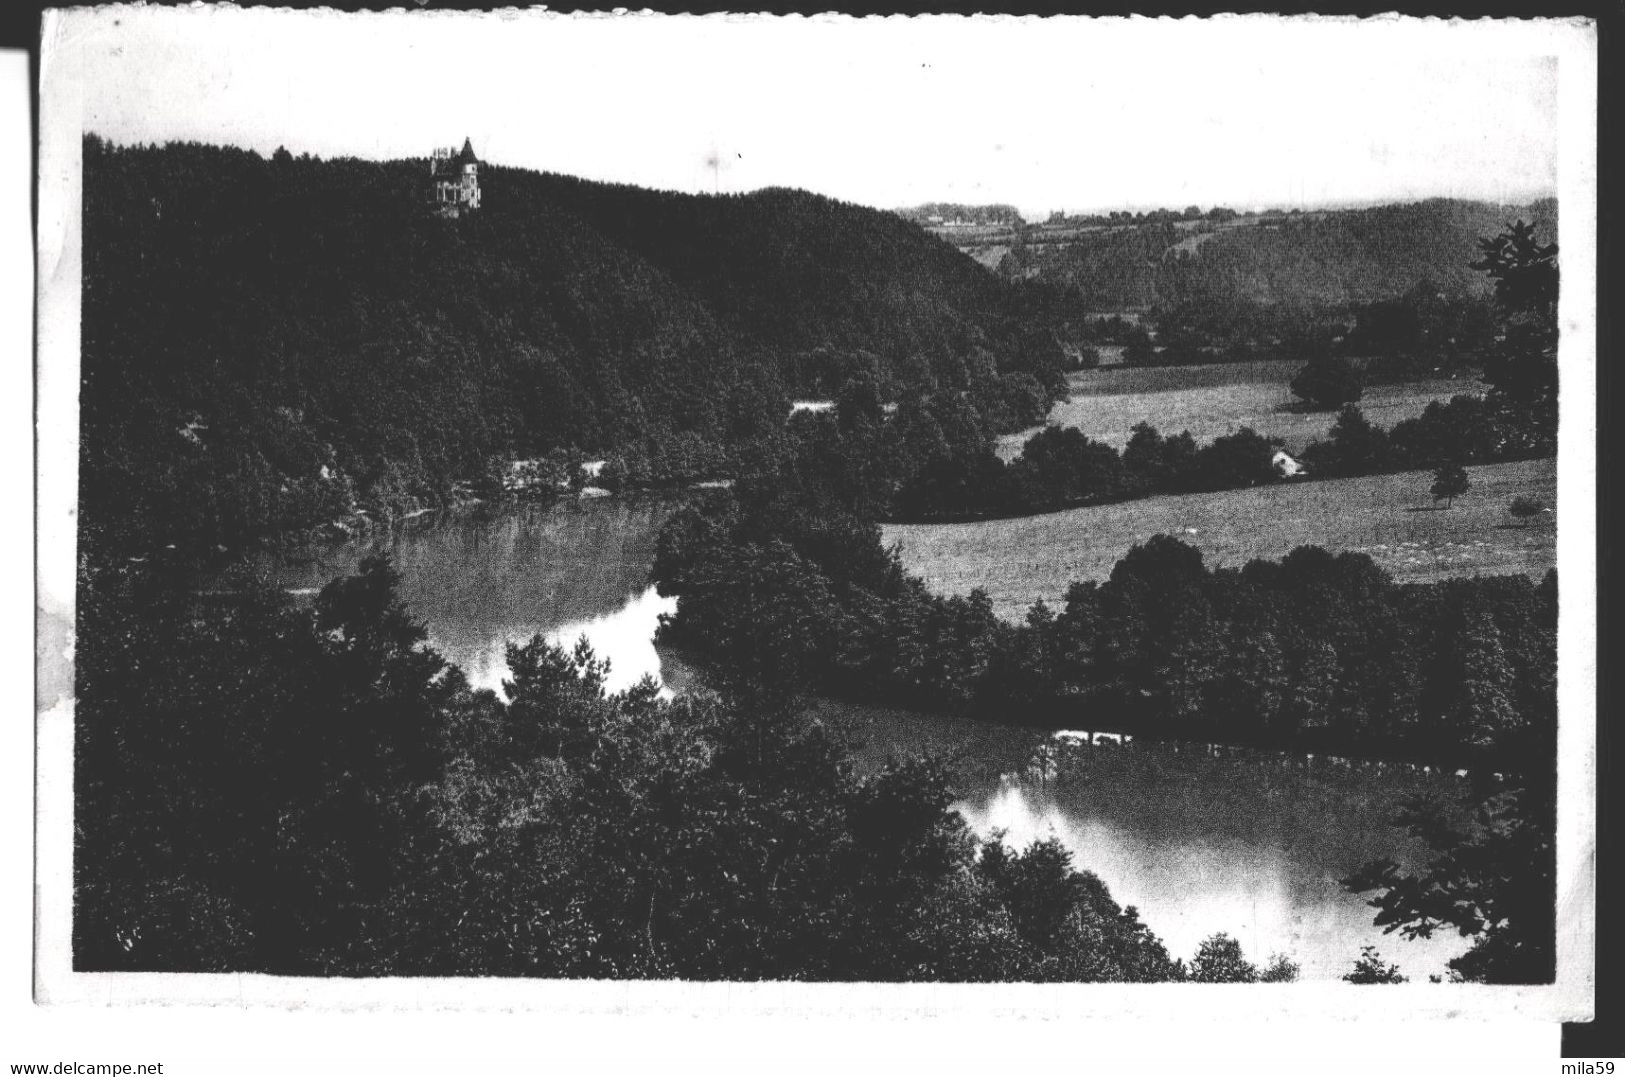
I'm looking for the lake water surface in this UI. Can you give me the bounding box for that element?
[246,499,679,695]
[254,496,1467,981]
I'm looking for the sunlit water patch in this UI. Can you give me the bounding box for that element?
[953,772,1467,981]
[525,584,677,697]
[244,498,680,696]
[831,702,1471,981]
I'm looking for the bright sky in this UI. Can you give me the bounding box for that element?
[56,8,1563,218]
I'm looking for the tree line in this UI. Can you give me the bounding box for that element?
[892,422,1283,521]
[1141,287,1497,377]
[653,488,1556,768]
[888,389,1550,524]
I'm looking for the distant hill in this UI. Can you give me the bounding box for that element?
[941,198,1558,311]
[895,202,1026,227]
[80,138,1076,551]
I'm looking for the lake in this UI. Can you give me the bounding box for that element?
[832,702,1469,981]
[242,498,680,696]
[253,495,1467,981]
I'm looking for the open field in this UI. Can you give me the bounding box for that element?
[996,360,1477,461]
[1166,231,1218,257]
[966,244,1010,270]
[883,458,1556,621]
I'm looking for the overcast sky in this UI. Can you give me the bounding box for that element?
[60,8,1563,218]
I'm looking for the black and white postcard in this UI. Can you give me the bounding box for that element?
[28,6,1600,1070]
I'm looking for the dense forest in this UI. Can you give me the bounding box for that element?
[80,137,1079,554]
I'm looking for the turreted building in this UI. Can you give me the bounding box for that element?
[428,137,481,218]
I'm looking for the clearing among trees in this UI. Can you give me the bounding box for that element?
[883,458,1555,621]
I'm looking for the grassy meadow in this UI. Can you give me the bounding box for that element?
[995,360,1478,461]
[883,458,1557,621]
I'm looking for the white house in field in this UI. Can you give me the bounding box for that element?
[1272,450,1307,478]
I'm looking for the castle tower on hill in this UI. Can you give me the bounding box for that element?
[429,137,481,218]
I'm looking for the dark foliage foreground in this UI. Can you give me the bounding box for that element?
[78,556,1207,981]
[75,539,1553,983]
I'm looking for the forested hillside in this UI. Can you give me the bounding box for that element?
[955,198,1558,311]
[80,137,1075,553]
[1153,200,1558,307]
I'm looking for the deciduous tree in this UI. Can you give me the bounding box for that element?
[1430,463,1470,509]
[1188,933,1259,983]
[1344,945,1407,983]
[1290,356,1363,411]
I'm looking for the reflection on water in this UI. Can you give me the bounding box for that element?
[533,585,677,697]
[956,777,1465,981]
[835,702,1469,981]
[247,499,678,696]
[251,498,1469,982]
